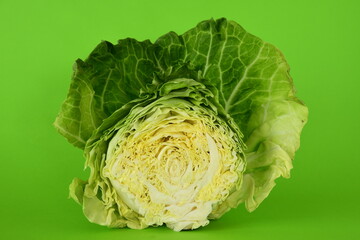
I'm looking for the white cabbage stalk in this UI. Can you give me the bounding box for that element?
[103,104,244,231]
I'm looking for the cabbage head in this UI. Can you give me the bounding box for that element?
[55,18,308,231]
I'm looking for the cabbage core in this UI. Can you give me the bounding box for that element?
[103,102,244,231]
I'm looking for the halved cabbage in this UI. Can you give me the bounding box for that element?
[57,18,308,231]
[103,98,245,230]
[69,79,247,231]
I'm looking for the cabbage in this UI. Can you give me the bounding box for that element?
[55,18,308,231]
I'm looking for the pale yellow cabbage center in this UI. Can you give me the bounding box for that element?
[103,106,241,231]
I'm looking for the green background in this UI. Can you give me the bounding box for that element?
[1,0,359,239]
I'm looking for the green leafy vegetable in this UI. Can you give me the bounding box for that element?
[55,18,308,231]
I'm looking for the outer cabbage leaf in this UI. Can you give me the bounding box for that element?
[54,39,158,149]
[155,18,308,212]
